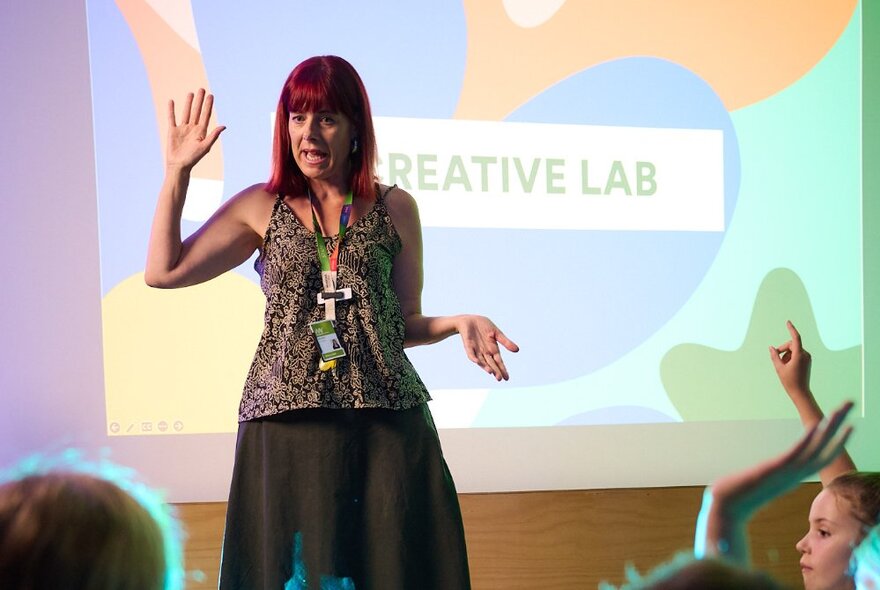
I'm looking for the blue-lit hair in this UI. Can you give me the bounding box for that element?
[853,525,880,589]
[0,449,185,590]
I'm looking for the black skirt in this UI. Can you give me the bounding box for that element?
[218,404,471,590]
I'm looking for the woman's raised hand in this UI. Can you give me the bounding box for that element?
[166,88,225,171]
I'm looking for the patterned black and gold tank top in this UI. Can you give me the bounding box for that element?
[238,185,431,421]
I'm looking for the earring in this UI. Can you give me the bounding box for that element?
[351,138,358,154]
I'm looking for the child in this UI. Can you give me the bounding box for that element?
[697,322,879,590]
[0,451,184,590]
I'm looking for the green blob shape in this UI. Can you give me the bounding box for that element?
[661,268,861,421]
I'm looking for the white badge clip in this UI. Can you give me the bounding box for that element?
[317,270,352,322]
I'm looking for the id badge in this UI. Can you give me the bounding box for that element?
[309,319,346,362]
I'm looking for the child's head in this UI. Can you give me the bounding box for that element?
[827,473,880,533]
[797,473,880,590]
[0,452,184,590]
[603,553,783,590]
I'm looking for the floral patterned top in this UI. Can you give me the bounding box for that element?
[238,185,431,421]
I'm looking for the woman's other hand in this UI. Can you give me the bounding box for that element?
[456,315,519,381]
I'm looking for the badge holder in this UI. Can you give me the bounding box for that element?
[310,319,346,371]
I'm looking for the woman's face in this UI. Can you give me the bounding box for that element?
[288,107,354,188]
[797,489,864,590]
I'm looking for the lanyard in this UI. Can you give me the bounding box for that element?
[310,190,353,371]
[311,190,354,273]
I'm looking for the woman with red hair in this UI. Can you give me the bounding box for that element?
[146,55,517,589]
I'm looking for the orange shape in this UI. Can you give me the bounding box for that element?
[457,1,857,119]
[116,0,223,180]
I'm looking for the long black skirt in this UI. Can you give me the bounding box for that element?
[218,404,471,590]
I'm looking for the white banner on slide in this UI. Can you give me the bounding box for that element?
[374,117,725,232]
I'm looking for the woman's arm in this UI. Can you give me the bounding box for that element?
[769,321,857,485]
[144,89,265,288]
[385,187,519,381]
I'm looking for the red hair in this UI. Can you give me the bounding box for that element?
[266,55,378,200]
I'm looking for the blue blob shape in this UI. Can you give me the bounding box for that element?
[508,56,739,225]
[88,2,167,295]
[411,57,740,388]
[192,1,466,118]
[556,405,677,426]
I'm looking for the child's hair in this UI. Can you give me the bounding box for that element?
[853,524,880,587]
[827,472,880,534]
[602,553,784,590]
[0,450,184,590]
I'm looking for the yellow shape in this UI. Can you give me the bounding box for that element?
[102,272,264,436]
[115,0,224,181]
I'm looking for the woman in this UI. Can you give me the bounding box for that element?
[145,55,518,589]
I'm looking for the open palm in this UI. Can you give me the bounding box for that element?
[166,88,225,170]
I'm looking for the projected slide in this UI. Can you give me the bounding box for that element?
[88,0,863,436]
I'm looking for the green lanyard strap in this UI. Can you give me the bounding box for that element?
[311,190,354,272]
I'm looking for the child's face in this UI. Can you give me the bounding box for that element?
[797,489,864,590]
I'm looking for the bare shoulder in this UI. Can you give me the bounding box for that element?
[230,182,276,207]
[381,185,421,249]
[221,183,277,239]
[382,185,420,225]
